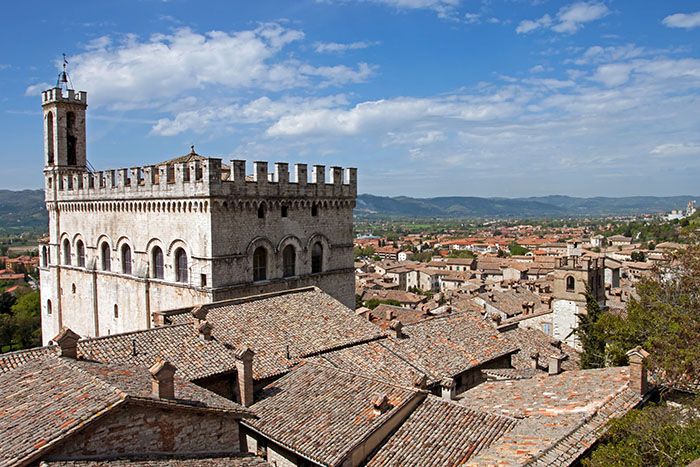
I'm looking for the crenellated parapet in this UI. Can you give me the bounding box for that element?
[42,88,87,106]
[46,158,357,202]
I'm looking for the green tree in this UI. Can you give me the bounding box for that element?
[355,294,363,309]
[0,293,16,315]
[584,397,700,467]
[599,238,700,386]
[508,242,529,256]
[630,251,646,262]
[364,298,402,310]
[576,289,606,369]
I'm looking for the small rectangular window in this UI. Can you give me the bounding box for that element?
[201,273,207,287]
[542,322,552,336]
[281,205,288,217]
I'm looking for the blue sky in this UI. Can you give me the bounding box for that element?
[2,0,699,198]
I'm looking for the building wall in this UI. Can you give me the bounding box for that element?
[552,299,580,349]
[45,405,241,460]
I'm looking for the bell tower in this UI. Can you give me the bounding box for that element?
[42,87,87,170]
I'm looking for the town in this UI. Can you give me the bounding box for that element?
[2,1,700,466]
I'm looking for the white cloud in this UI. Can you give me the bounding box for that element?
[650,143,700,156]
[314,40,379,53]
[516,14,551,33]
[662,11,700,29]
[58,24,373,109]
[464,13,480,24]
[517,2,608,34]
[530,64,545,73]
[591,63,633,87]
[25,82,52,96]
[552,2,609,33]
[324,0,461,18]
[572,44,646,65]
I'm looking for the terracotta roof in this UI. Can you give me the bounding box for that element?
[309,339,438,387]
[77,322,239,381]
[0,355,252,467]
[499,326,580,373]
[460,367,643,466]
[243,362,422,467]
[1,323,239,381]
[380,312,518,380]
[367,396,517,466]
[478,288,545,318]
[368,304,430,328]
[41,454,269,466]
[164,287,384,380]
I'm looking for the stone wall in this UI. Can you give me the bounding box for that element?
[45,404,241,460]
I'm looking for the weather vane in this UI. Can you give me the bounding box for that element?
[56,53,73,90]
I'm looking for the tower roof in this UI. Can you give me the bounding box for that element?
[158,145,231,180]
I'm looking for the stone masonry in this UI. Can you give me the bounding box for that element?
[39,87,357,343]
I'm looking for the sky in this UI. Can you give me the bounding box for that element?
[1,0,699,198]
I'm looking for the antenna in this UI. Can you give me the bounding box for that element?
[56,53,74,90]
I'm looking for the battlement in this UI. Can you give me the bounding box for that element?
[555,255,603,271]
[46,158,357,201]
[42,88,87,106]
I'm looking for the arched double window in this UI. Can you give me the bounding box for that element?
[311,242,323,274]
[175,248,188,283]
[62,239,71,265]
[152,246,164,279]
[253,247,267,282]
[121,244,132,275]
[283,245,295,278]
[101,242,111,271]
[76,240,85,267]
[565,275,575,292]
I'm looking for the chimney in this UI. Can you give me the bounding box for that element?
[191,305,208,322]
[488,292,495,302]
[626,347,650,395]
[530,351,540,370]
[522,301,529,315]
[371,393,389,415]
[440,377,456,401]
[548,354,565,375]
[385,308,394,321]
[53,328,80,359]
[236,346,255,407]
[149,359,177,399]
[412,373,427,390]
[388,319,403,339]
[198,320,213,341]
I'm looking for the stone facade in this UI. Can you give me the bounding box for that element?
[551,256,605,349]
[39,87,357,344]
[45,405,241,461]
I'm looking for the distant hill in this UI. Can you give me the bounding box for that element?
[0,189,47,234]
[0,190,696,233]
[356,194,699,218]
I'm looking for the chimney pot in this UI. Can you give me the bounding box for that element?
[191,305,208,321]
[440,377,457,401]
[389,319,403,339]
[198,320,213,341]
[236,345,255,407]
[626,346,650,395]
[53,328,80,359]
[371,393,389,415]
[548,354,564,375]
[149,359,177,399]
[412,373,427,390]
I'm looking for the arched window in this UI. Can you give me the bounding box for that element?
[152,246,164,279]
[566,276,575,292]
[258,204,265,219]
[175,248,188,283]
[66,112,77,166]
[253,247,267,281]
[101,242,111,271]
[42,246,48,267]
[114,304,119,318]
[283,245,295,278]
[312,243,323,274]
[62,239,71,265]
[46,112,54,165]
[121,244,132,275]
[46,300,52,315]
[76,240,85,267]
[311,203,319,217]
